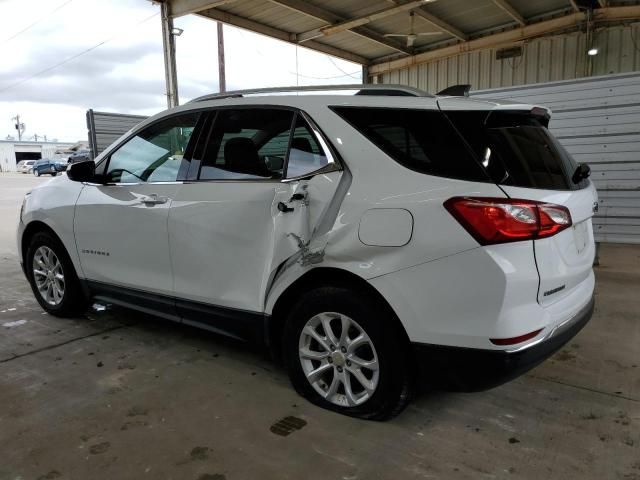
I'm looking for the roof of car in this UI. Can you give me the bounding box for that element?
[177,84,542,115]
[118,84,545,153]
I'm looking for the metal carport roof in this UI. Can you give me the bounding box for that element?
[159,0,640,77]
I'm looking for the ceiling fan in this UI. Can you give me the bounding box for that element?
[384,11,441,47]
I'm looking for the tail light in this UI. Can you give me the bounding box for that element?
[444,197,572,245]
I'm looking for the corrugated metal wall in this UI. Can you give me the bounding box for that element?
[378,23,640,93]
[86,110,146,157]
[471,72,640,244]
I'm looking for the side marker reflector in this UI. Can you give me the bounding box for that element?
[490,328,543,346]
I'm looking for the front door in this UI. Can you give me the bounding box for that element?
[74,111,200,299]
[168,108,343,340]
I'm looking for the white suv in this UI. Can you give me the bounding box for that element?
[17,160,36,174]
[18,85,596,419]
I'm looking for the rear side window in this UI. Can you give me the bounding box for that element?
[196,109,294,180]
[331,107,489,182]
[445,111,587,191]
[286,115,329,178]
[190,108,333,181]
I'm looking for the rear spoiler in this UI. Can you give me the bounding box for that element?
[482,106,552,127]
[437,84,471,97]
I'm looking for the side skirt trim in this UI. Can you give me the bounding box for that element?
[85,280,269,345]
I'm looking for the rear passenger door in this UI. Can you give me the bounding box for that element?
[168,107,343,340]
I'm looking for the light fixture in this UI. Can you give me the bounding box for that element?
[171,27,184,36]
[587,47,598,56]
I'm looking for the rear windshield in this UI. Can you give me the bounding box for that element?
[331,107,490,183]
[445,110,588,191]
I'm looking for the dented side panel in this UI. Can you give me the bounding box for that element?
[169,182,280,312]
[168,170,346,314]
[265,105,508,314]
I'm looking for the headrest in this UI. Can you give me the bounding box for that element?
[224,137,262,175]
[291,137,313,153]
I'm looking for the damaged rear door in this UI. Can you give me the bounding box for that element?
[167,107,345,341]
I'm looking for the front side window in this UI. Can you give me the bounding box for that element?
[197,109,294,180]
[105,112,199,183]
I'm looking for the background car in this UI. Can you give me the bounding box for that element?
[67,149,91,164]
[32,158,67,177]
[17,160,36,174]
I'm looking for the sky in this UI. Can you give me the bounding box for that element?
[0,0,362,143]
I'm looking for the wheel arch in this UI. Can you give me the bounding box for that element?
[20,221,83,283]
[21,221,62,264]
[267,267,410,360]
[21,220,90,315]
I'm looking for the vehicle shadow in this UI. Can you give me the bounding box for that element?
[87,304,465,422]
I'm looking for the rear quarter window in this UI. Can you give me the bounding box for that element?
[331,107,489,183]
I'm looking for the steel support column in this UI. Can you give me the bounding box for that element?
[362,65,370,84]
[217,22,226,92]
[161,2,179,108]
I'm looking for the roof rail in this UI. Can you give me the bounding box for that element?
[187,84,431,103]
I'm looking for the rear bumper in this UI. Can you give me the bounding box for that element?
[411,295,595,391]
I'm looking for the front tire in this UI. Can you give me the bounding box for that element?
[283,286,413,420]
[34,169,40,177]
[25,231,87,317]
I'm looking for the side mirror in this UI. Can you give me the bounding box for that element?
[67,160,95,182]
[572,163,591,184]
[264,155,284,171]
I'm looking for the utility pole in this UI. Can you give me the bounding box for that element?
[160,1,179,108]
[12,114,25,141]
[217,22,226,93]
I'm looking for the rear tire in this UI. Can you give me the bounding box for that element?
[25,231,87,317]
[283,286,413,420]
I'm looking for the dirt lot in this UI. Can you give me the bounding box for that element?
[0,173,638,480]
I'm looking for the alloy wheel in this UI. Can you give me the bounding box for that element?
[32,246,65,306]
[298,312,380,407]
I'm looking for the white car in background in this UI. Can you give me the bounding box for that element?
[17,160,36,174]
[17,85,597,420]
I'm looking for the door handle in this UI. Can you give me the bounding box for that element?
[141,194,167,205]
[277,201,294,213]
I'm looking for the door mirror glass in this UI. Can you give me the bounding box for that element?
[67,160,95,182]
